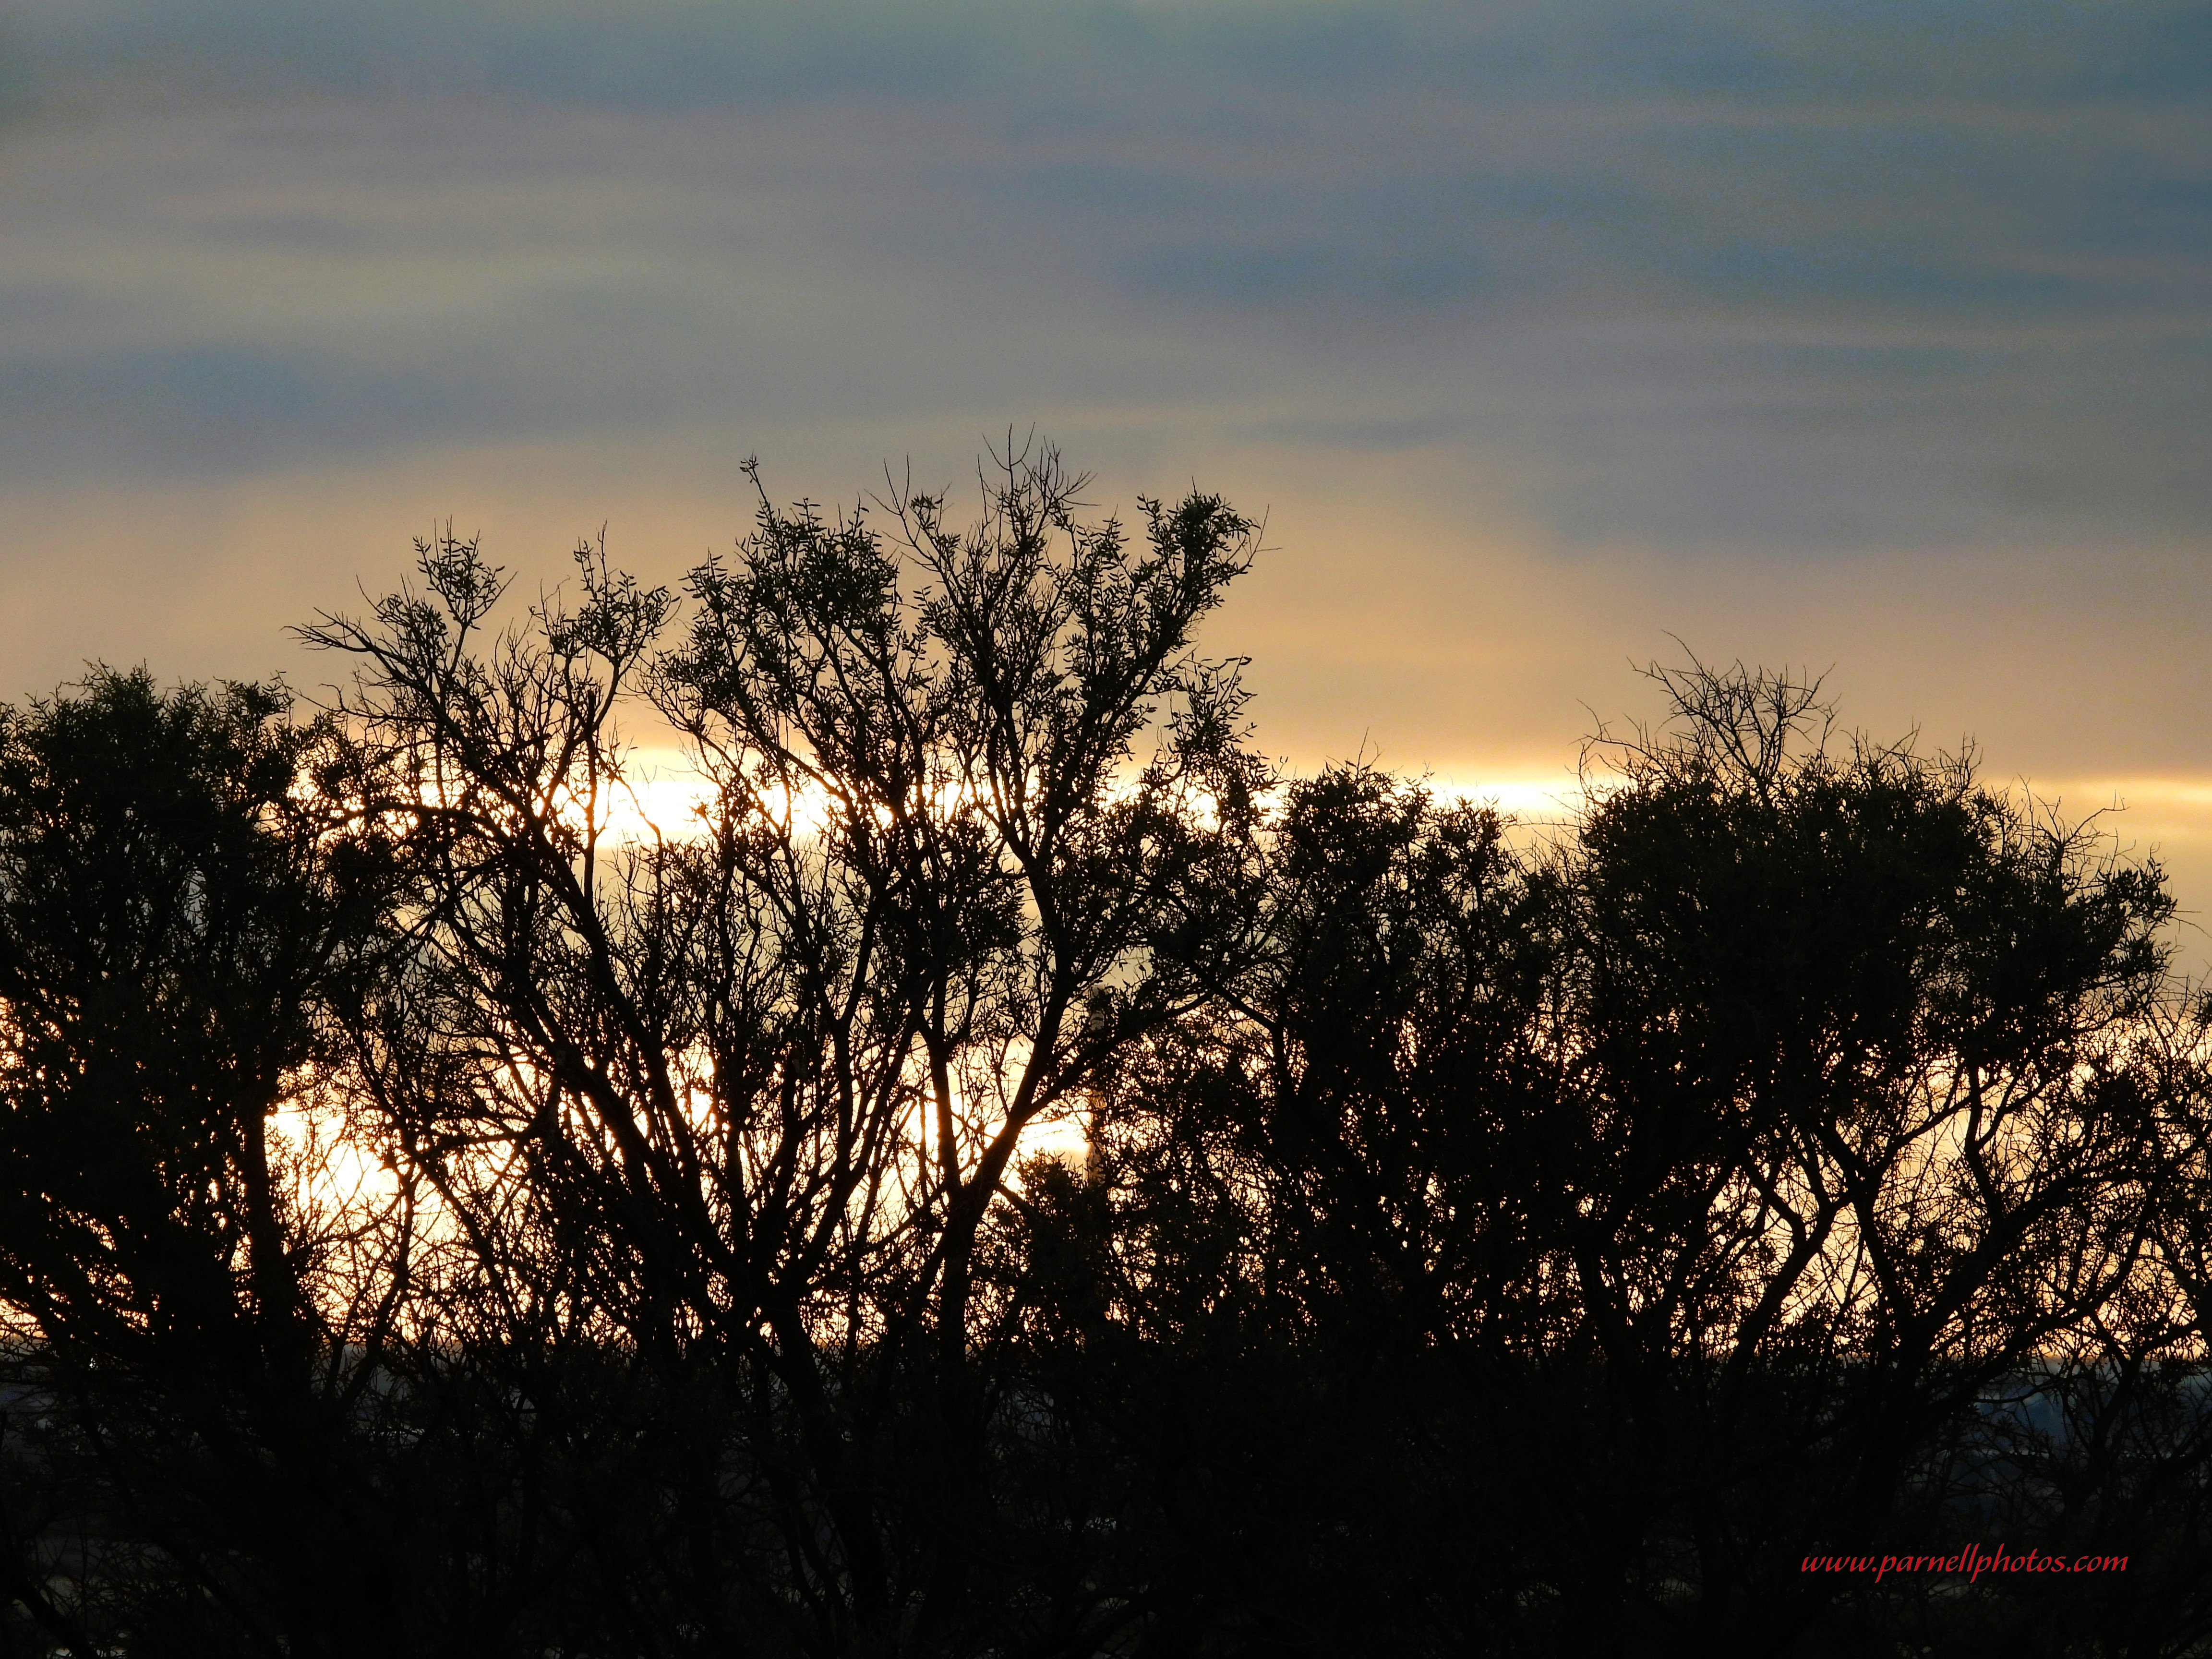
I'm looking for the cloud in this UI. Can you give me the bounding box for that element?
[7,7,2200,356]
[1,0,2209,923]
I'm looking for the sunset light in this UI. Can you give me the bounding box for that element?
[1,1,2204,1651]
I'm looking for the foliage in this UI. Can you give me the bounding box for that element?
[0,462,2206,1658]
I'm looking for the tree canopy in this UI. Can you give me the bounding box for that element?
[0,445,2205,1658]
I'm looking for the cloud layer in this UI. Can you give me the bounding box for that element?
[2,0,2209,922]
[6,1,2205,525]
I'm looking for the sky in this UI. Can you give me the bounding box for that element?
[3,0,2210,927]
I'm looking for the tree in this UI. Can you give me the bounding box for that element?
[8,470,2204,1657]
[298,440,1265,1652]
[1055,659,2212,1655]
[1529,661,2188,1648]
[0,667,403,1658]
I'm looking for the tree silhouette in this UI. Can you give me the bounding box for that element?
[0,668,402,1657]
[0,459,2205,1658]
[294,442,1264,1653]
